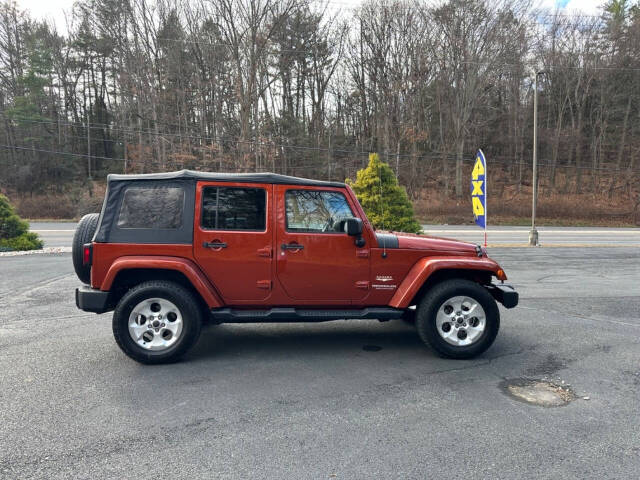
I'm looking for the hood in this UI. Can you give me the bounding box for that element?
[376,231,480,256]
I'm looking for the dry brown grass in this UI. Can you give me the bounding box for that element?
[5,173,640,226]
[413,181,639,226]
[9,183,107,220]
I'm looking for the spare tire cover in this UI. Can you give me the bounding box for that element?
[72,213,100,284]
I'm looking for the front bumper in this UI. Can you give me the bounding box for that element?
[486,284,519,309]
[76,286,113,313]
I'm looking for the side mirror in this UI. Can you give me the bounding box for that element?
[343,218,365,247]
[343,217,363,236]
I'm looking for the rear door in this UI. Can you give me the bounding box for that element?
[194,182,273,302]
[274,185,370,302]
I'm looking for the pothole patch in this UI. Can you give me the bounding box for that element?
[501,378,575,407]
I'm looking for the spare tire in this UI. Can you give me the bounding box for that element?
[72,213,100,284]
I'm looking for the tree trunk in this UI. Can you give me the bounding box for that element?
[616,96,631,170]
[455,139,464,198]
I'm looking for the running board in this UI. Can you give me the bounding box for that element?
[209,307,405,323]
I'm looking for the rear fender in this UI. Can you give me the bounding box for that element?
[389,257,505,309]
[101,256,224,308]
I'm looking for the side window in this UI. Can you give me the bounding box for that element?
[117,186,184,229]
[286,190,354,233]
[202,186,266,231]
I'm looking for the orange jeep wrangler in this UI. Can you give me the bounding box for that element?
[73,170,517,364]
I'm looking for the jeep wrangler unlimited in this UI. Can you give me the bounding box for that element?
[73,170,517,364]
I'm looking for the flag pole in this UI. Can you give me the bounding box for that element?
[484,152,487,247]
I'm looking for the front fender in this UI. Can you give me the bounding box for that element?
[101,256,224,308]
[388,256,506,308]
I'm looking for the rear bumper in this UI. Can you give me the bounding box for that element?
[486,284,519,309]
[76,286,113,313]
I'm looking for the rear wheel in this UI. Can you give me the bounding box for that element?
[112,280,202,364]
[72,213,99,284]
[416,279,499,359]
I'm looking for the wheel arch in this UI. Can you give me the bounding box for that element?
[389,257,502,309]
[101,256,224,311]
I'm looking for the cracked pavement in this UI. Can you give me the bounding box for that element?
[0,248,639,479]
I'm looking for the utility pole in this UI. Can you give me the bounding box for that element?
[529,71,544,247]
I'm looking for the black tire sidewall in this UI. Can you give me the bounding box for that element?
[112,281,202,364]
[72,213,99,284]
[416,279,500,359]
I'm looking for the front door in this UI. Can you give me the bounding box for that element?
[194,182,273,302]
[275,185,369,302]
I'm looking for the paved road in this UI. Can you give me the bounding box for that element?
[28,222,76,248]
[28,222,640,247]
[423,225,640,246]
[1,248,639,478]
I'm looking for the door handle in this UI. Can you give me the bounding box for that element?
[281,243,304,251]
[203,241,228,249]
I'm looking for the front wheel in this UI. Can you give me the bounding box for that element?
[112,280,202,364]
[416,279,499,359]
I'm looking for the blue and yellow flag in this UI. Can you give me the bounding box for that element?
[471,149,486,229]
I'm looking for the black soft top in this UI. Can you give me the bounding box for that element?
[107,169,345,188]
[95,170,345,244]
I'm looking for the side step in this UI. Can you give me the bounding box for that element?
[210,307,405,323]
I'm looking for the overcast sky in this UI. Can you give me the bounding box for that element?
[19,0,605,33]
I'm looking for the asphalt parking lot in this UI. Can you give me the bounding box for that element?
[1,247,639,479]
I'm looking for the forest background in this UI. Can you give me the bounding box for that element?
[1,0,639,225]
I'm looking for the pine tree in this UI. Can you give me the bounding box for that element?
[346,153,422,234]
[0,195,43,251]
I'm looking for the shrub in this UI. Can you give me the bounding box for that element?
[0,194,43,251]
[0,232,44,251]
[346,153,422,233]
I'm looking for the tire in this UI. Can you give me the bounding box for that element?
[72,213,100,284]
[415,279,499,359]
[112,280,203,364]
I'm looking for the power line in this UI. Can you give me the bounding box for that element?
[3,113,639,173]
[3,111,638,163]
[2,143,638,175]
[1,144,124,162]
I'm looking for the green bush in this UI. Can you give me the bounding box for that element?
[1,213,29,239]
[0,194,43,251]
[346,153,422,234]
[0,232,43,251]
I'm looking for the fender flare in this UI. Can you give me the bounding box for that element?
[100,256,224,308]
[389,256,505,309]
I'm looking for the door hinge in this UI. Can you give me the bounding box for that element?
[355,280,370,290]
[256,280,272,290]
[257,248,272,258]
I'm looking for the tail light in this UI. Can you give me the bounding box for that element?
[82,243,93,266]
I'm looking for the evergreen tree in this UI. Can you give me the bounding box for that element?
[0,195,43,251]
[346,153,422,234]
